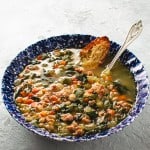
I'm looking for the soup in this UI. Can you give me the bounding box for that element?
[14,49,136,136]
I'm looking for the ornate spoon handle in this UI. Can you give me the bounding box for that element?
[107,20,143,71]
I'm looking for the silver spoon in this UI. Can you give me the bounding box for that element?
[102,20,143,74]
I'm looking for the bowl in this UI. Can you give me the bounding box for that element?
[1,34,149,142]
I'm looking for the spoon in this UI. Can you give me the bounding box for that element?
[102,20,143,74]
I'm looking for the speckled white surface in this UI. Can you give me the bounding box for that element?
[0,0,150,150]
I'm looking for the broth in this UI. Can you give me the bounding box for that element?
[14,49,136,136]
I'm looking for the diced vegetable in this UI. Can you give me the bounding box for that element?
[14,79,22,86]
[42,63,48,67]
[14,48,135,137]
[84,106,97,118]
[37,53,49,60]
[65,71,76,76]
[96,100,103,108]
[113,81,129,94]
[31,96,40,102]
[43,69,56,77]
[62,78,72,85]
[31,59,41,65]
[65,50,73,55]
[76,74,88,83]
[74,88,84,98]
[65,65,74,70]
[84,123,96,131]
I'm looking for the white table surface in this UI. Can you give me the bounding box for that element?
[0,0,150,150]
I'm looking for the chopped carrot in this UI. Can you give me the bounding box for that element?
[43,98,50,103]
[53,63,59,69]
[60,60,67,65]
[37,55,43,60]
[61,113,73,122]
[49,95,60,104]
[50,95,58,101]
[67,122,77,132]
[53,60,67,68]
[103,75,112,81]
[28,92,34,98]
[24,99,34,104]
[118,95,127,101]
[32,88,39,94]
[16,97,23,103]
[107,109,115,116]
[40,111,48,117]
[52,100,60,104]
[49,110,55,115]
[31,102,38,107]
[87,88,94,93]
[20,91,28,97]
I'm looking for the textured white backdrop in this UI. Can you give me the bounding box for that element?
[0,0,150,150]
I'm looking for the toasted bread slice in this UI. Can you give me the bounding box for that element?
[80,36,110,69]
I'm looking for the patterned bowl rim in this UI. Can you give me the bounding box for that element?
[1,34,150,142]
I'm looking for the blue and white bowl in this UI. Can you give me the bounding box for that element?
[1,34,149,142]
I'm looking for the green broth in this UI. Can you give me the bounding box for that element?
[94,59,136,101]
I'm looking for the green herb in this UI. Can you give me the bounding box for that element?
[31,59,41,65]
[60,103,78,113]
[74,113,83,121]
[62,78,72,85]
[62,55,70,61]
[48,57,55,62]
[113,81,129,94]
[30,73,38,79]
[65,65,74,70]
[65,50,73,55]
[31,96,40,102]
[65,71,76,76]
[49,77,55,83]
[76,74,88,83]
[42,63,48,67]
[83,83,91,89]
[88,93,98,100]
[74,88,84,98]
[41,53,49,60]
[43,69,55,77]
[14,79,22,86]
[84,106,98,118]
[103,99,112,109]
